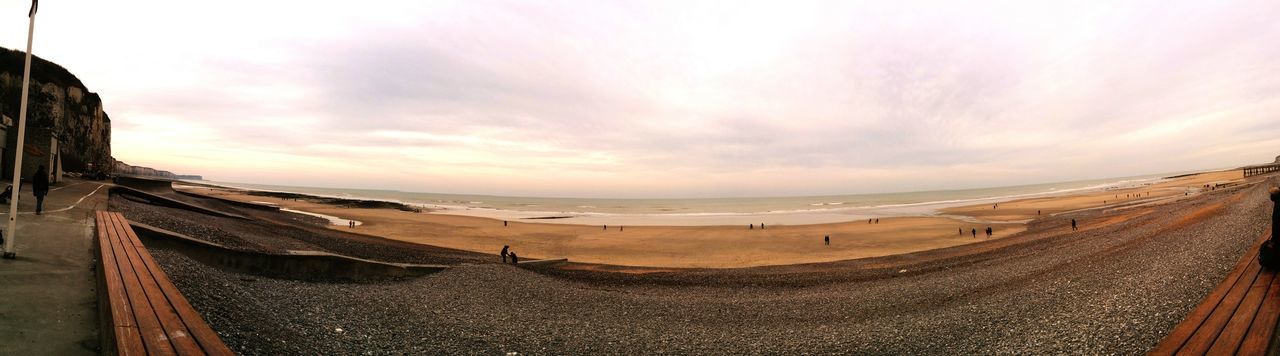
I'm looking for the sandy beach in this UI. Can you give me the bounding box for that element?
[179,170,1243,268]
[131,171,1278,354]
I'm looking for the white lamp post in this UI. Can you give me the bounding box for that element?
[3,0,39,259]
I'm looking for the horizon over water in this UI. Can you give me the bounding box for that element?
[192,167,1226,226]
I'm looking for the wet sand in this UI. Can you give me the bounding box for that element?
[181,170,1243,268]
[942,170,1243,221]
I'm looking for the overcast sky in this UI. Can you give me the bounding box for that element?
[1,0,1278,197]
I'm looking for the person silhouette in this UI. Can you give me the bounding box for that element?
[1071,218,1078,231]
[1271,187,1280,248]
[824,235,830,245]
[31,165,48,215]
[971,228,977,238]
[500,245,509,263]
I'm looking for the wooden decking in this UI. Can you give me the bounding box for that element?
[96,211,233,356]
[1152,231,1280,355]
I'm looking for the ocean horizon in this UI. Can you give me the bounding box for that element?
[185,168,1227,226]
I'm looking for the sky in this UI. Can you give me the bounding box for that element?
[1,0,1278,198]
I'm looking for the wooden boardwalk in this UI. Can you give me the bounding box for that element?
[1152,231,1280,355]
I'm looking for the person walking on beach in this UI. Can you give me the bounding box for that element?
[32,165,48,215]
[504,220,508,227]
[971,228,977,238]
[500,245,509,263]
[985,226,992,238]
[761,223,765,229]
[750,224,754,230]
[1071,218,1078,231]
[509,251,518,265]
[875,219,879,224]
[825,235,830,245]
[959,228,963,235]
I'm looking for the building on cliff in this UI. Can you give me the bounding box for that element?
[0,47,111,184]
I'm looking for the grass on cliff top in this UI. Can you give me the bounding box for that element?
[0,46,88,89]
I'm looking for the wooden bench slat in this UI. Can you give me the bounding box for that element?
[98,211,146,356]
[99,211,146,356]
[98,211,137,328]
[1177,258,1264,355]
[105,213,178,356]
[113,326,145,356]
[1153,241,1263,353]
[106,213,206,356]
[1241,260,1280,355]
[112,212,235,356]
[1207,268,1277,354]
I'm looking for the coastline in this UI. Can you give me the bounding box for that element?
[147,171,1273,354]
[176,169,1245,268]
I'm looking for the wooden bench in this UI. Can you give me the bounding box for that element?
[1152,230,1280,355]
[95,211,234,356]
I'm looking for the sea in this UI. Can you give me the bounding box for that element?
[191,170,1207,226]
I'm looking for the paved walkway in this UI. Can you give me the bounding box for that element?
[0,178,110,355]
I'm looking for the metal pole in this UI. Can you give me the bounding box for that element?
[3,10,36,259]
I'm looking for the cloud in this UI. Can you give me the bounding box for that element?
[4,0,1278,197]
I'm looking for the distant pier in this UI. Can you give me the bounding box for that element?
[1244,163,1280,177]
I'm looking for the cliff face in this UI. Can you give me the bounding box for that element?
[113,161,185,180]
[0,47,111,179]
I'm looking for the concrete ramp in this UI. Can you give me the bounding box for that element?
[174,189,282,212]
[129,221,447,281]
[111,186,250,220]
[518,258,568,267]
